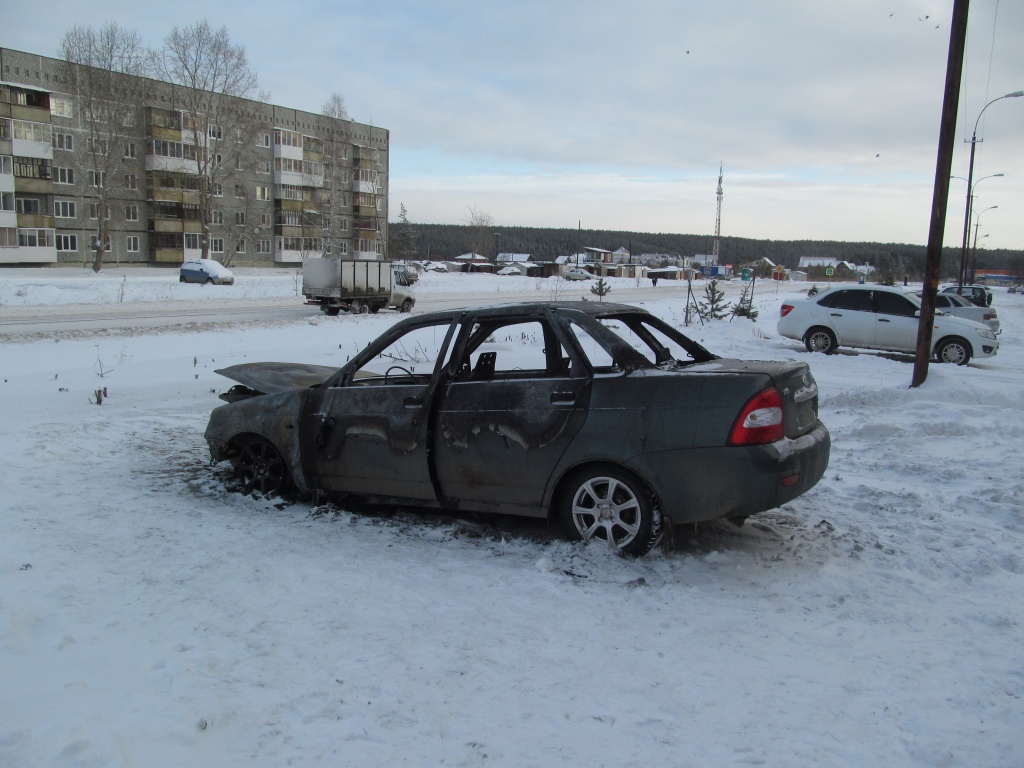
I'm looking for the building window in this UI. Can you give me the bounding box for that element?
[18,228,55,248]
[53,200,76,218]
[210,237,224,253]
[213,182,223,197]
[126,204,139,221]
[0,156,12,175]
[185,233,200,250]
[262,133,270,147]
[88,203,110,220]
[257,160,270,174]
[214,153,223,166]
[257,213,271,227]
[255,185,270,201]
[0,227,18,248]
[274,128,301,147]
[52,132,74,151]
[126,236,140,252]
[16,198,42,214]
[124,142,136,158]
[13,156,51,179]
[337,240,348,255]
[125,173,138,190]
[257,238,271,253]
[208,124,222,140]
[87,170,106,188]
[211,210,223,225]
[235,238,245,254]
[235,211,245,226]
[50,98,74,118]
[87,138,109,155]
[56,234,78,252]
[13,121,52,143]
[234,184,245,197]
[54,167,75,185]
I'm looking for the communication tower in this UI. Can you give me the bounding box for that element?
[713,163,723,260]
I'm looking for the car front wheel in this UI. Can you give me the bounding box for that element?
[936,337,971,365]
[233,437,290,496]
[559,466,662,556]
[804,327,837,354]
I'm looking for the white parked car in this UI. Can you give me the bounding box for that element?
[778,284,998,365]
[179,259,235,285]
[563,267,593,281]
[922,291,1000,334]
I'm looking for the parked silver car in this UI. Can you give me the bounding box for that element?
[778,285,998,365]
[923,291,1000,334]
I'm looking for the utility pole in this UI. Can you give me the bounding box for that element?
[713,163,723,262]
[912,0,968,388]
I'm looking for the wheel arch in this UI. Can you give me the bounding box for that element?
[933,334,974,364]
[546,459,668,526]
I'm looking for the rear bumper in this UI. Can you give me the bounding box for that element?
[636,423,831,525]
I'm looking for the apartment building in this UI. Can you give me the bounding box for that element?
[0,47,388,268]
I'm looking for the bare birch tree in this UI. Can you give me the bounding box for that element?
[151,21,265,260]
[465,205,494,257]
[319,93,349,259]
[59,22,148,272]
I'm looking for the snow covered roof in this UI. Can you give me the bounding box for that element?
[496,253,532,263]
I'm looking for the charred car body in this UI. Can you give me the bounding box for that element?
[205,302,830,555]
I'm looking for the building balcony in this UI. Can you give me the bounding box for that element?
[17,213,55,229]
[151,219,184,233]
[12,175,52,194]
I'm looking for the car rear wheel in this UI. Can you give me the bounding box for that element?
[559,466,662,556]
[936,337,971,365]
[233,437,290,496]
[401,299,414,313]
[804,327,837,354]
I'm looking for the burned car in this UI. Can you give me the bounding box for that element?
[205,302,830,555]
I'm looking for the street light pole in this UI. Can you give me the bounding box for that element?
[958,91,1024,291]
[969,205,997,284]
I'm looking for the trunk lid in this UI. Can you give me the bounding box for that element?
[688,359,820,439]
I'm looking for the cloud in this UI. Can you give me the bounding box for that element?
[4,0,1022,248]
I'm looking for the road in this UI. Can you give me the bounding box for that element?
[0,283,705,337]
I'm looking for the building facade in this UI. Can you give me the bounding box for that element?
[1,47,388,268]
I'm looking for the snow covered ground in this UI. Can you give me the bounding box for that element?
[2,268,1022,767]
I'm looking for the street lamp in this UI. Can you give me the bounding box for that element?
[969,205,998,284]
[958,90,1024,290]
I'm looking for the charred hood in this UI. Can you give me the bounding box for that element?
[214,362,337,395]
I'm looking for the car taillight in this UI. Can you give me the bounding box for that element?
[983,313,995,321]
[780,304,794,317]
[728,388,784,446]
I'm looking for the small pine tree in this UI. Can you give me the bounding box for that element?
[732,282,759,321]
[590,278,612,302]
[698,279,729,319]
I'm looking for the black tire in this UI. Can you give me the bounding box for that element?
[324,306,341,316]
[179,276,186,283]
[369,304,381,314]
[559,466,662,556]
[935,337,971,366]
[351,302,370,315]
[206,278,214,285]
[401,299,414,313]
[233,437,291,496]
[804,326,837,354]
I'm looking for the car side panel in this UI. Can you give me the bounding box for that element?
[545,370,777,517]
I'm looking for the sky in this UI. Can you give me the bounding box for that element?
[3,0,1023,250]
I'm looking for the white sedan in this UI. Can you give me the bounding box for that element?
[777,284,998,365]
